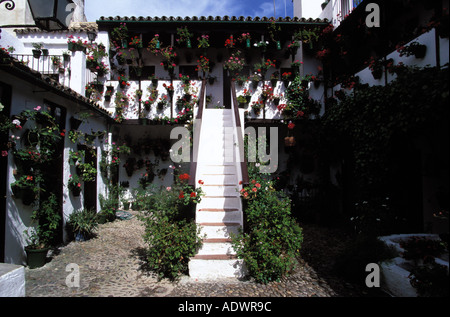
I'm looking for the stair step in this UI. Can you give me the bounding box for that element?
[196,210,242,224]
[197,241,235,255]
[188,257,246,279]
[199,174,238,184]
[192,254,237,260]
[200,224,240,239]
[198,222,241,227]
[198,196,241,209]
[199,185,240,197]
[198,165,236,174]
[203,238,233,243]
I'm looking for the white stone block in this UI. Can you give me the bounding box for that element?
[0,264,25,297]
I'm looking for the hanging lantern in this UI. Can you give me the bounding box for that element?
[27,0,75,31]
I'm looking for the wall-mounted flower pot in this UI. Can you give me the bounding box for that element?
[371,69,383,80]
[41,49,49,56]
[32,50,42,59]
[70,117,83,130]
[284,136,296,147]
[71,187,81,197]
[414,45,427,59]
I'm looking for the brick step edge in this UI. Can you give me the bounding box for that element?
[192,254,239,260]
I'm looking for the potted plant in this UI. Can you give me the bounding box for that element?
[122,199,131,210]
[24,228,49,269]
[68,174,82,196]
[237,95,249,108]
[70,116,83,130]
[284,122,296,147]
[104,85,114,102]
[32,43,43,59]
[24,193,61,269]
[397,41,427,59]
[63,51,71,62]
[67,209,98,242]
[176,26,193,48]
[270,71,279,87]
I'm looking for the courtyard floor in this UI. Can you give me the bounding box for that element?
[24,210,387,298]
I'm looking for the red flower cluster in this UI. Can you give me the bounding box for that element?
[178,173,190,181]
[224,36,235,48]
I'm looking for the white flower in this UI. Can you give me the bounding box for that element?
[12,119,21,126]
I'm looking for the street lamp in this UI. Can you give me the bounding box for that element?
[87,30,97,42]
[27,0,75,31]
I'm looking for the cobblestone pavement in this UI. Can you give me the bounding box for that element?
[25,211,381,298]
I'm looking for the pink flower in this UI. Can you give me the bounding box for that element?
[1,151,8,157]
[34,106,41,111]
[166,187,171,191]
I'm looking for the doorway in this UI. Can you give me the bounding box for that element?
[0,82,12,262]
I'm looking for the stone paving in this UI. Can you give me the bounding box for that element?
[24,211,381,298]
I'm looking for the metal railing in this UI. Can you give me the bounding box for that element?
[11,54,71,87]
[230,80,249,186]
[188,78,207,187]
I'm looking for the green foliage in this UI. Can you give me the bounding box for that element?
[284,74,321,119]
[233,137,303,283]
[139,169,204,280]
[409,260,449,297]
[233,189,303,284]
[67,209,98,240]
[322,66,449,193]
[27,193,61,248]
[98,184,124,221]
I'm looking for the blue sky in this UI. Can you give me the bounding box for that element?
[85,0,296,22]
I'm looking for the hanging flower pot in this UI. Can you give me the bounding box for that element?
[284,136,296,147]
[70,117,83,130]
[71,186,81,197]
[371,69,383,80]
[246,38,251,48]
[32,49,42,59]
[413,45,427,59]
[21,188,36,206]
[187,38,192,48]
[276,41,281,50]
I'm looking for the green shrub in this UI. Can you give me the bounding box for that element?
[139,171,203,280]
[233,188,303,284]
[67,208,98,240]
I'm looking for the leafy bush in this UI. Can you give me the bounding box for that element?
[67,209,98,240]
[233,156,303,283]
[409,261,449,297]
[140,172,203,280]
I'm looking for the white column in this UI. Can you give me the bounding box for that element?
[69,50,86,96]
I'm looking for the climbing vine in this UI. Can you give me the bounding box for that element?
[322,66,449,193]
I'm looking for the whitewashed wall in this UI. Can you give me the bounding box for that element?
[2,70,109,265]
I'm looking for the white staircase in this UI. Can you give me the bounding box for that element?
[188,109,246,279]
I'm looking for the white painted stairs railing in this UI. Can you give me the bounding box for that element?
[188,109,246,279]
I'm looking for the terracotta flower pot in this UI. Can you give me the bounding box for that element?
[284,136,296,147]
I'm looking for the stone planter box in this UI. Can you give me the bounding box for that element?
[378,234,449,297]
